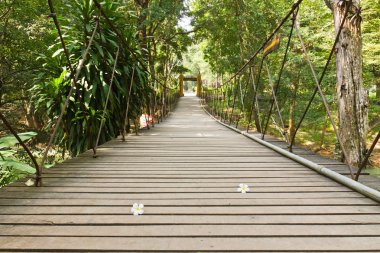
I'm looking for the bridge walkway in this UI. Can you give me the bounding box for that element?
[0,96,379,252]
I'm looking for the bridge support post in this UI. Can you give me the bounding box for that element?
[179,74,184,97]
[196,73,202,97]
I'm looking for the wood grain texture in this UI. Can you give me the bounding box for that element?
[0,96,379,252]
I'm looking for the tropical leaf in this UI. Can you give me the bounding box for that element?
[0,160,36,174]
[0,132,37,148]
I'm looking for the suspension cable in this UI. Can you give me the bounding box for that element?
[225,0,303,84]
[261,11,296,139]
[93,47,120,157]
[224,80,234,123]
[122,65,136,142]
[229,77,239,125]
[247,57,264,132]
[262,60,289,142]
[47,0,75,76]
[236,70,251,128]
[38,3,100,186]
[355,130,380,180]
[295,17,355,179]
[0,113,40,185]
[289,0,353,151]
[93,0,178,93]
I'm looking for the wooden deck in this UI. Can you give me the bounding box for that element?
[0,96,379,252]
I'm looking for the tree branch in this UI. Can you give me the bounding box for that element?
[166,27,203,41]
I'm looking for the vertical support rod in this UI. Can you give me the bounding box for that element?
[229,77,239,125]
[355,130,380,181]
[236,70,251,128]
[93,47,120,157]
[295,24,355,179]
[247,58,264,133]
[0,113,40,186]
[262,61,289,143]
[289,1,351,151]
[122,65,136,142]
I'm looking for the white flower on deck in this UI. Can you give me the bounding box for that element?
[131,203,144,215]
[25,179,34,187]
[237,183,250,193]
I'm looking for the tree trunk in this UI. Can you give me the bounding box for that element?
[327,0,368,165]
[24,102,43,130]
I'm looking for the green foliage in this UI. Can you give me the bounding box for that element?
[0,132,37,187]
[32,0,150,156]
[193,0,380,167]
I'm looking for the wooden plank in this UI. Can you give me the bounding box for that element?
[64,156,298,163]
[0,192,365,199]
[2,186,352,193]
[0,205,380,215]
[0,197,376,206]
[38,177,339,183]
[1,224,379,237]
[52,163,306,168]
[8,181,344,187]
[0,96,379,252]
[1,214,380,225]
[0,205,379,215]
[40,170,320,176]
[0,237,379,251]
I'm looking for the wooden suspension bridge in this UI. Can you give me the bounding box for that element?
[0,96,379,252]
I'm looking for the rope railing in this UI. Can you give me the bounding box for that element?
[201,0,372,181]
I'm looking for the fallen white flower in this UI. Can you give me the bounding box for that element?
[237,183,250,193]
[25,179,34,187]
[131,203,144,216]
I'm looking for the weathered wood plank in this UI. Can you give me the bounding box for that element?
[0,237,379,251]
[8,181,343,187]
[1,225,379,236]
[0,192,365,199]
[1,205,379,215]
[2,186,352,193]
[0,96,379,252]
[1,214,379,225]
[0,197,376,206]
